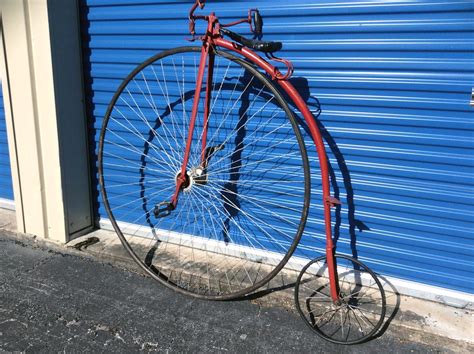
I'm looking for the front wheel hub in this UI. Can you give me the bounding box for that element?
[175,170,192,191]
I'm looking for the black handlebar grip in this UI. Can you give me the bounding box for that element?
[252,9,263,36]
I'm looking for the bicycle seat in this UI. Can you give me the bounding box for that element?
[220,28,282,53]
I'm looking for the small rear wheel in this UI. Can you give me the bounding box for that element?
[295,254,386,344]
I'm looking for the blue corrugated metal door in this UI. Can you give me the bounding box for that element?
[81,0,474,295]
[0,83,14,205]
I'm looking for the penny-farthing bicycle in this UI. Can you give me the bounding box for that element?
[98,0,386,344]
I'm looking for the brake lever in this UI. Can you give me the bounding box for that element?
[189,0,207,36]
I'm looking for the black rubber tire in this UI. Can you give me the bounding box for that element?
[99,46,311,300]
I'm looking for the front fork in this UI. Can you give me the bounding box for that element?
[168,43,214,210]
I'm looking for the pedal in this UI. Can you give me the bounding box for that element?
[154,201,174,218]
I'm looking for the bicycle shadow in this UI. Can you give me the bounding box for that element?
[138,71,299,291]
[286,77,362,257]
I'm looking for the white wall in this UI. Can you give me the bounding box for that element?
[0,0,92,242]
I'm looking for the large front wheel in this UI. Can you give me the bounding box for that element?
[99,46,310,299]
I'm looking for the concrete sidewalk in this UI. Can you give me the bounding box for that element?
[0,229,472,353]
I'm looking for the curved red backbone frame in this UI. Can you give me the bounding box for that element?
[215,37,340,302]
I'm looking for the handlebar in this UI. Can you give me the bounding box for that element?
[188,0,263,37]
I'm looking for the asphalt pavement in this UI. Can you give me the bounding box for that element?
[0,230,471,353]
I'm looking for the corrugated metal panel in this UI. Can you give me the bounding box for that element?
[0,83,14,202]
[81,0,474,294]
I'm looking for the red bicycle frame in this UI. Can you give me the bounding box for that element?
[171,1,342,303]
